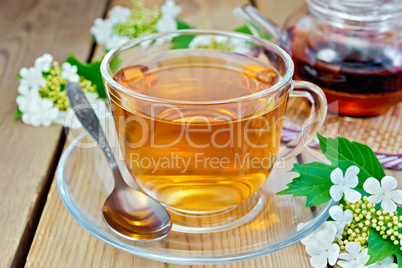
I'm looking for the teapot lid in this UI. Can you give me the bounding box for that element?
[307,0,402,30]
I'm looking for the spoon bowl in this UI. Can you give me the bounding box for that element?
[102,187,171,240]
[66,82,172,241]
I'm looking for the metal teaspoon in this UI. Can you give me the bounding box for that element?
[66,82,172,241]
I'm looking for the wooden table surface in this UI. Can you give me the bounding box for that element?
[0,0,400,267]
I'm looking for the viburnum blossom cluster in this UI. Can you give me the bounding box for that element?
[299,166,402,268]
[15,54,110,128]
[90,0,181,50]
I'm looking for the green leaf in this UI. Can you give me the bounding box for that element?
[277,162,333,207]
[234,25,253,35]
[13,106,23,119]
[65,54,107,99]
[234,25,271,40]
[176,20,192,30]
[277,134,386,207]
[170,21,194,49]
[109,54,122,74]
[171,35,195,49]
[367,228,402,265]
[317,134,385,189]
[15,73,22,79]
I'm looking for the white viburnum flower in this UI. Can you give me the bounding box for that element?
[298,221,337,246]
[368,256,397,268]
[18,84,30,95]
[90,18,114,45]
[61,62,79,83]
[228,38,250,54]
[304,222,340,268]
[55,93,110,129]
[16,89,58,127]
[105,34,130,51]
[189,35,250,54]
[108,6,131,24]
[55,110,82,129]
[329,205,353,236]
[363,176,402,213]
[19,67,46,90]
[330,166,362,203]
[337,242,369,268]
[189,36,214,48]
[156,16,177,33]
[156,0,181,41]
[160,0,181,19]
[34,53,53,72]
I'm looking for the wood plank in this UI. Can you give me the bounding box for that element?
[26,0,312,267]
[25,135,311,267]
[253,0,305,26]
[0,0,109,266]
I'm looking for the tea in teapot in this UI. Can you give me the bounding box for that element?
[235,0,402,116]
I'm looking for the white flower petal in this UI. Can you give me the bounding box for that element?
[34,53,53,72]
[344,166,360,180]
[18,84,29,95]
[343,209,353,224]
[316,223,337,243]
[337,260,354,268]
[345,174,359,188]
[380,256,395,264]
[108,6,131,24]
[363,177,382,195]
[305,239,323,256]
[328,243,340,265]
[369,256,398,268]
[105,34,129,50]
[381,176,398,191]
[19,67,46,89]
[90,18,114,45]
[189,36,213,48]
[330,185,344,201]
[381,197,397,213]
[140,39,152,49]
[330,167,344,184]
[367,193,383,204]
[160,0,181,19]
[310,254,328,268]
[329,205,344,221]
[61,62,80,83]
[344,241,362,256]
[356,248,369,265]
[344,188,362,203]
[157,17,177,32]
[390,190,402,204]
[20,67,29,77]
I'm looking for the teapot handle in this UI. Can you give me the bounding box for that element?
[233,4,290,51]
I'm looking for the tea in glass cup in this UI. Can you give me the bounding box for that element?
[101,30,327,227]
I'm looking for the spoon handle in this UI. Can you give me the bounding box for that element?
[66,83,125,186]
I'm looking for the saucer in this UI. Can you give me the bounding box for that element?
[57,131,335,264]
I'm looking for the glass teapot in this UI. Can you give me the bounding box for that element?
[234,0,402,116]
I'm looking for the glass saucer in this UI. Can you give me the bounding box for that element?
[57,131,335,265]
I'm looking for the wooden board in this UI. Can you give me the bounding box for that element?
[26,0,313,267]
[253,0,305,26]
[19,0,402,267]
[0,0,109,266]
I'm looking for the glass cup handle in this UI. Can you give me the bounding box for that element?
[278,80,327,160]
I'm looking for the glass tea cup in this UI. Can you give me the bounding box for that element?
[101,30,327,230]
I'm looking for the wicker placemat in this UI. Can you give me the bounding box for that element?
[286,99,401,153]
[284,99,401,168]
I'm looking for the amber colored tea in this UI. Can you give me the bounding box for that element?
[109,50,288,213]
[288,29,402,116]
